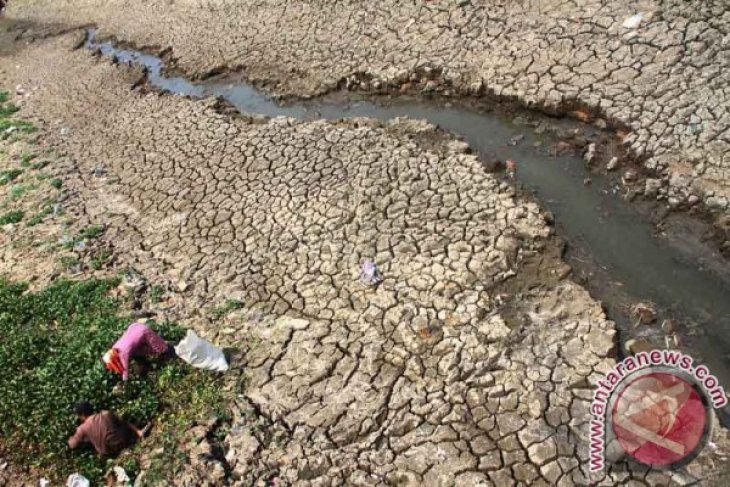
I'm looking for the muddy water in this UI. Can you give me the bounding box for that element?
[88,35,730,386]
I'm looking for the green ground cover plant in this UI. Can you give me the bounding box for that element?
[0,277,227,483]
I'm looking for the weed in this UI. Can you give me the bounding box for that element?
[149,285,165,304]
[209,298,244,320]
[0,103,20,118]
[0,277,226,484]
[90,249,113,270]
[50,178,63,190]
[8,183,32,200]
[32,159,51,170]
[0,209,23,225]
[79,224,105,240]
[19,153,37,167]
[0,91,8,103]
[57,254,81,272]
[0,168,22,185]
[26,206,53,227]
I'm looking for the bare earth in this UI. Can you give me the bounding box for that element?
[0,3,729,487]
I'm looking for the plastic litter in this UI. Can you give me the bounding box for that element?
[175,330,229,372]
[622,13,643,29]
[39,479,50,487]
[112,466,130,484]
[66,474,90,487]
[359,260,383,286]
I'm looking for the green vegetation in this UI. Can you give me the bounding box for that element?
[90,249,113,270]
[8,183,32,200]
[50,178,63,190]
[26,205,53,227]
[0,91,35,139]
[32,159,51,170]
[209,298,244,320]
[79,224,105,240]
[0,209,23,225]
[0,168,22,185]
[0,278,226,483]
[149,285,165,304]
[20,153,37,167]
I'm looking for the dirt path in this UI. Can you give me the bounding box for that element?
[0,17,728,487]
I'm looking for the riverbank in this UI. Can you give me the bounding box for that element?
[11,0,730,244]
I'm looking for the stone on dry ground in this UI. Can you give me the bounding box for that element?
[11,0,730,215]
[1,33,728,486]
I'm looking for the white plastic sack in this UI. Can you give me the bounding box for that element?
[175,330,229,372]
[622,13,643,29]
[66,474,90,487]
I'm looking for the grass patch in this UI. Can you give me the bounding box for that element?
[0,91,35,138]
[0,103,20,118]
[0,209,23,225]
[32,159,51,170]
[0,277,226,484]
[50,178,63,190]
[20,153,37,167]
[90,249,113,270]
[79,224,105,240]
[209,298,244,320]
[8,183,32,200]
[149,285,165,304]
[26,206,53,227]
[0,168,22,185]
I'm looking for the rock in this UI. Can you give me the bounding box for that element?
[606,157,619,171]
[632,302,657,324]
[583,143,596,163]
[622,170,638,183]
[661,319,678,334]
[177,280,189,292]
[626,338,654,355]
[644,178,662,197]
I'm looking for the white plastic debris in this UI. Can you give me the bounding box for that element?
[66,473,90,487]
[175,330,229,372]
[112,466,130,484]
[39,479,50,487]
[622,13,644,29]
[359,260,383,286]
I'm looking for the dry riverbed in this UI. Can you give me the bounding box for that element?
[0,12,728,487]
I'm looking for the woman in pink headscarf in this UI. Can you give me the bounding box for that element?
[103,322,175,380]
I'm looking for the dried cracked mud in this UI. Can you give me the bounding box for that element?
[1,6,729,487]
[11,0,730,221]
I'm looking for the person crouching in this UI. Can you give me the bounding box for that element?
[68,401,149,456]
[103,322,175,380]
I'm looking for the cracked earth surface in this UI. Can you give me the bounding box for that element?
[11,0,730,220]
[2,27,729,487]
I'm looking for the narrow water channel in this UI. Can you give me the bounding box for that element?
[87,33,730,388]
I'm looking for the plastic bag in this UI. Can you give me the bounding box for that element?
[622,13,643,29]
[175,330,229,372]
[66,474,90,487]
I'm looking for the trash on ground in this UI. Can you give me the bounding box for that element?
[359,260,383,286]
[505,159,517,179]
[112,466,130,484]
[632,302,657,324]
[622,13,644,29]
[175,329,229,372]
[66,473,90,487]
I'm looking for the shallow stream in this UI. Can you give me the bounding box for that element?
[87,33,730,388]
